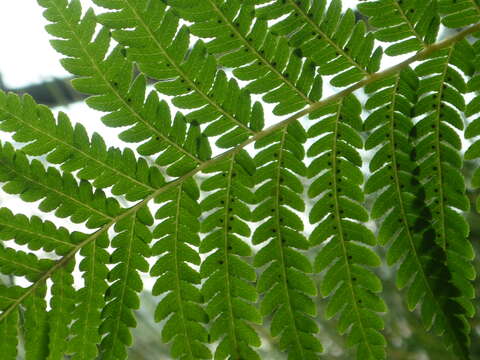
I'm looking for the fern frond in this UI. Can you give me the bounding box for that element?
[465,43,480,209]
[439,0,480,28]
[168,0,324,115]
[358,0,439,56]
[410,42,475,356]
[0,207,79,255]
[68,233,110,360]
[151,180,211,359]
[0,303,18,360]
[308,95,386,360]
[24,286,50,360]
[253,123,321,358]
[47,265,76,360]
[99,209,153,360]
[0,91,163,201]
[0,141,121,228]
[39,0,205,176]
[364,68,472,359]
[94,0,264,148]
[0,244,55,282]
[255,0,382,86]
[200,151,261,359]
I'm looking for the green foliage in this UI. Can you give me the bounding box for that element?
[0,1,479,360]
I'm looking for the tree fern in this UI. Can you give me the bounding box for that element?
[0,1,479,360]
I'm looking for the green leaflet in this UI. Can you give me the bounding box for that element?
[465,38,480,209]
[411,43,474,357]
[94,0,263,149]
[358,0,439,56]
[253,124,322,359]
[254,0,381,85]
[100,210,153,360]
[39,0,204,177]
[0,141,121,228]
[151,181,211,359]
[308,96,386,360]
[0,305,18,360]
[169,0,323,115]
[0,244,55,282]
[0,207,82,255]
[200,152,261,359]
[47,265,76,360]
[0,90,164,201]
[439,0,480,28]
[68,233,110,360]
[24,286,50,360]
[364,68,472,359]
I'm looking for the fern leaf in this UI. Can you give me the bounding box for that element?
[24,286,50,360]
[200,152,261,359]
[0,244,55,282]
[0,305,19,360]
[0,141,121,228]
[169,0,323,115]
[151,180,211,359]
[358,0,439,56]
[308,95,386,359]
[94,0,264,149]
[39,0,205,176]
[410,42,475,356]
[253,123,321,358]
[364,68,472,359]
[47,265,76,360]
[465,40,480,210]
[439,0,480,28]
[255,0,382,85]
[0,90,164,201]
[99,209,153,360]
[0,207,82,255]
[68,233,109,360]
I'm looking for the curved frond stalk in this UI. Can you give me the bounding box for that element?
[0,141,121,228]
[200,152,261,359]
[308,96,386,359]
[68,233,110,360]
[0,91,163,201]
[47,265,76,360]
[412,42,475,355]
[358,0,439,56]
[255,0,382,86]
[0,207,80,255]
[94,0,264,149]
[170,0,324,115]
[151,181,211,359]
[99,209,153,360]
[38,0,205,176]
[364,68,472,359]
[253,124,321,358]
[439,0,480,28]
